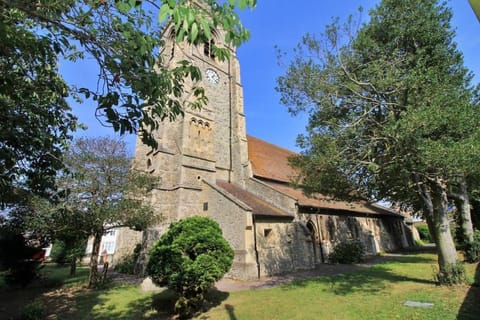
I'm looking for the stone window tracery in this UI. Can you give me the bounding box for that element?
[204,39,216,59]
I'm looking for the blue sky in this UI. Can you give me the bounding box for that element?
[67,0,480,154]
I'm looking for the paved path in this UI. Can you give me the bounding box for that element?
[214,253,405,292]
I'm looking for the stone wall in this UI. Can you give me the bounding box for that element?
[298,212,406,258]
[203,181,258,279]
[112,227,142,265]
[255,218,314,277]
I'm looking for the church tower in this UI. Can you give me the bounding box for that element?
[118,5,413,279]
[132,12,250,226]
[125,2,259,279]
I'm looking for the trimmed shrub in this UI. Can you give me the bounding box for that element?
[114,243,142,274]
[329,239,365,264]
[147,216,234,319]
[434,262,466,285]
[416,224,431,243]
[464,230,480,263]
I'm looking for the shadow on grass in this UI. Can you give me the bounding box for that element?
[184,301,238,320]
[391,254,437,264]
[283,254,436,296]
[41,264,89,287]
[0,264,89,319]
[72,286,168,320]
[68,284,229,320]
[457,262,480,320]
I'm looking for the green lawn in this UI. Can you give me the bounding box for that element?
[200,254,479,320]
[0,264,89,319]
[2,253,479,319]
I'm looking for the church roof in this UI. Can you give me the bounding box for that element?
[247,135,298,183]
[246,135,402,218]
[216,180,293,218]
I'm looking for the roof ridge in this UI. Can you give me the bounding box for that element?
[247,134,298,156]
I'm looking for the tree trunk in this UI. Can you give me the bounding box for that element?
[450,178,474,245]
[88,234,102,288]
[69,256,77,277]
[471,199,480,230]
[430,179,458,271]
[417,179,438,243]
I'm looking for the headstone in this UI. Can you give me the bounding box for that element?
[140,277,166,293]
[404,301,434,308]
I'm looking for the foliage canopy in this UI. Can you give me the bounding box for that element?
[29,137,157,286]
[277,0,480,281]
[0,0,256,206]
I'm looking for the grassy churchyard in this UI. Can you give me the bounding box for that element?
[1,251,479,319]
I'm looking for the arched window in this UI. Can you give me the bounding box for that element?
[204,39,215,59]
[167,28,176,59]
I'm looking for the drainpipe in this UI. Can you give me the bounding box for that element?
[252,214,260,278]
[228,55,233,182]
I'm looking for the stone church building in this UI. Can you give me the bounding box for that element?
[114,19,414,279]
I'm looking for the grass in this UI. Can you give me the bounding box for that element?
[73,284,162,319]
[41,263,90,287]
[198,253,480,320]
[1,253,479,319]
[0,264,89,319]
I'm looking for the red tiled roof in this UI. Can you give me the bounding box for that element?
[247,135,402,217]
[247,135,299,183]
[266,181,399,216]
[216,180,293,218]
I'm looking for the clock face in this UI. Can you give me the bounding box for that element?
[205,68,219,84]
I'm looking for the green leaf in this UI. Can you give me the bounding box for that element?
[117,2,131,14]
[187,8,195,25]
[200,19,212,39]
[190,22,198,42]
[159,4,171,23]
[238,0,247,10]
[176,29,185,42]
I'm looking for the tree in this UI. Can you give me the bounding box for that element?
[50,239,87,276]
[451,173,480,262]
[1,0,256,148]
[0,8,79,206]
[30,137,158,287]
[65,137,159,287]
[1,0,255,207]
[147,216,234,318]
[449,177,474,243]
[277,0,480,283]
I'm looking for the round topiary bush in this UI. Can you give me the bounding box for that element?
[147,216,234,318]
[328,239,365,264]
